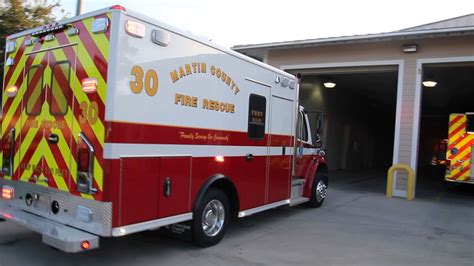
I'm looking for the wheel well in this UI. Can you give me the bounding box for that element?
[195,176,239,220]
[210,179,239,220]
[316,163,329,186]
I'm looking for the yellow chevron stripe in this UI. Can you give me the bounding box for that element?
[448,115,466,134]
[2,46,43,139]
[65,30,107,104]
[41,139,69,192]
[45,45,105,193]
[82,14,111,60]
[48,41,106,146]
[20,141,42,181]
[48,45,106,191]
[450,135,474,160]
[2,38,25,107]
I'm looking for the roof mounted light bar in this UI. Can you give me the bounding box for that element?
[31,24,67,37]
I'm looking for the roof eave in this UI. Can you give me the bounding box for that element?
[232,26,474,51]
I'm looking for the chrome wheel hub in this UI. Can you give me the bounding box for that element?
[202,199,225,237]
[316,180,327,202]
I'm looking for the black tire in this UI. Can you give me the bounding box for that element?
[192,189,229,247]
[307,174,328,208]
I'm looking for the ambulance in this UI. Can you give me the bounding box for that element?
[0,6,328,252]
[445,113,474,184]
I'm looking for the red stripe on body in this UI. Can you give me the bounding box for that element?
[105,121,286,147]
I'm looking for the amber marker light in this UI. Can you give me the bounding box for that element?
[215,156,225,163]
[2,185,14,200]
[82,78,98,94]
[6,85,18,98]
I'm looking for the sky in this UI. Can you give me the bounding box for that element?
[56,0,474,47]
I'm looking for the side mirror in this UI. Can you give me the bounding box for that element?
[314,112,324,148]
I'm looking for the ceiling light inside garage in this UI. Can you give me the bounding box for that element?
[423,74,437,88]
[323,82,336,88]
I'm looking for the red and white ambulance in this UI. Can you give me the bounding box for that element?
[0,6,328,252]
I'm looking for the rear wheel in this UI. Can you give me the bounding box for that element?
[307,174,328,208]
[193,189,229,247]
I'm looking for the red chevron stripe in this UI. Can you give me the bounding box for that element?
[41,159,59,189]
[3,38,26,85]
[448,121,466,140]
[2,42,43,133]
[72,21,108,81]
[450,136,474,159]
[451,166,470,180]
[47,51,105,168]
[452,153,471,168]
[55,32,106,125]
[54,34,105,165]
[449,114,464,128]
[13,119,44,180]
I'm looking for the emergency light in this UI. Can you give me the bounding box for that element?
[6,41,16,53]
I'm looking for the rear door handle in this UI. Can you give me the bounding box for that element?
[48,133,59,144]
[246,153,254,161]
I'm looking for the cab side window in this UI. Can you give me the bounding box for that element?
[248,94,266,140]
[297,111,308,142]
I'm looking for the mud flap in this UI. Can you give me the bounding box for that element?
[160,222,192,241]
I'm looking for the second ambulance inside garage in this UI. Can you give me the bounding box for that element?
[234,14,474,198]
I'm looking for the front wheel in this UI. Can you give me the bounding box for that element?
[192,189,229,247]
[307,174,328,208]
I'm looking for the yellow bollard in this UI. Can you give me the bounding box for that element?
[387,164,415,200]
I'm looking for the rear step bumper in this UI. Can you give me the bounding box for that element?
[0,200,99,252]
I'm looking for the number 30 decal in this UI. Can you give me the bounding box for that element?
[79,101,99,125]
[130,65,159,96]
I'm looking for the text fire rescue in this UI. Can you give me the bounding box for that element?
[171,62,237,113]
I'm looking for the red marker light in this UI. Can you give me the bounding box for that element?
[215,156,225,163]
[81,240,91,250]
[2,186,14,200]
[110,5,126,11]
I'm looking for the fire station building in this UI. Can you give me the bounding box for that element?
[233,14,474,198]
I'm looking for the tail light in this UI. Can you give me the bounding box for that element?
[2,128,15,176]
[2,185,14,200]
[76,133,97,194]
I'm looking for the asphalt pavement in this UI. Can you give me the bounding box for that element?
[0,171,473,265]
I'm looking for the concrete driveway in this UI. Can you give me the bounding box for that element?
[1,173,473,265]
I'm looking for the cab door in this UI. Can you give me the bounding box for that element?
[20,47,76,192]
